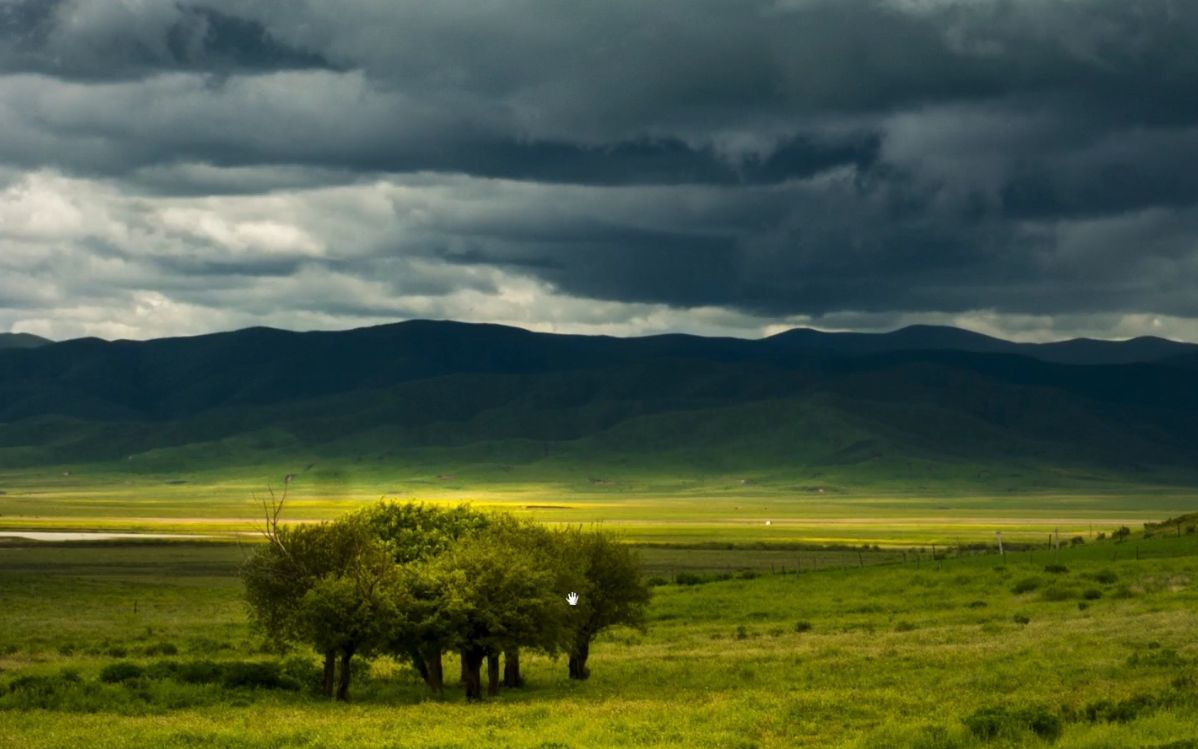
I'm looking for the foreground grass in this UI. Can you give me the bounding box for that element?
[2,532,1198,747]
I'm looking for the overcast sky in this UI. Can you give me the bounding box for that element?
[2,0,1197,342]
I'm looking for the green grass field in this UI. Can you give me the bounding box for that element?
[2,461,1195,545]
[2,461,1197,747]
[2,529,1198,748]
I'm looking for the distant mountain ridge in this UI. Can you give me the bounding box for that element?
[0,320,1196,490]
[767,324,1197,365]
[0,333,51,351]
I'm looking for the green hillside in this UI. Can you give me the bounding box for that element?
[0,321,1196,496]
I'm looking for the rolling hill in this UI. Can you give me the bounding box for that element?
[0,321,1195,491]
[0,333,50,351]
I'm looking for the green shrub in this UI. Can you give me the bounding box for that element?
[1091,569,1118,585]
[675,572,703,586]
[1044,564,1069,574]
[8,671,79,696]
[734,625,750,641]
[279,655,323,692]
[175,659,224,684]
[1011,577,1041,594]
[1013,614,1030,625]
[966,600,987,609]
[221,661,298,690]
[145,660,180,680]
[99,662,145,684]
[964,704,1061,742]
[794,621,812,633]
[1082,588,1102,600]
[894,621,917,632]
[1085,694,1157,723]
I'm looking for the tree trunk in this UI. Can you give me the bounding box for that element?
[336,648,354,702]
[410,647,430,684]
[424,645,444,693]
[460,654,468,684]
[568,637,591,680]
[461,649,484,701]
[486,651,501,696]
[321,650,337,698]
[503,648,524,688]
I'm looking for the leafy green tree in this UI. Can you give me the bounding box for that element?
[356,501,493,692]
[562,530,652,680]
[433,529,565,700]
[487,519,585,689]
[295,537,399,701]
[243,507,394,700]
[357,501,492,563]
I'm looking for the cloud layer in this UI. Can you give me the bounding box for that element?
[1,0,1196,341]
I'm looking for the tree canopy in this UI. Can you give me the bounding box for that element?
[242,500,651,702]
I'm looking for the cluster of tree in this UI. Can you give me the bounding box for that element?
[242,496,651,702]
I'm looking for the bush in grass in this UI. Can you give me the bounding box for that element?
[145,660,180,680]
[964,704,1062,742]
[8,671,79,696]
[173,660,223,685]
[1091,569,1118,585]
[675,572,703,586]
[279,655,324,693]
[99,662,145,684]
[3,670,90,711]
[1084,694,1158,723]
[1013,614,1030,625]
[1082,588,1102,600]
[221,661,299,691]
[1044,564,1069,574]
[794,621,812,633]
[1011,577,1041,594]
[966,600,988,609]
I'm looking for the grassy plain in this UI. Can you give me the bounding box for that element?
[2,531,1198,748]
[2,461,1195,545]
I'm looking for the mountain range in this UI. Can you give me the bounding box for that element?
[0,333,51,351]
[1,321,1196,490]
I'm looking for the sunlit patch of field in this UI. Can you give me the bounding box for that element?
[1,460,1195,544]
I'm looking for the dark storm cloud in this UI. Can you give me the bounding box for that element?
[0,0,330,78]
[1,0,1197,339]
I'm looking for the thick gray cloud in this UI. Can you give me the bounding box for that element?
[1,0,1197,341]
